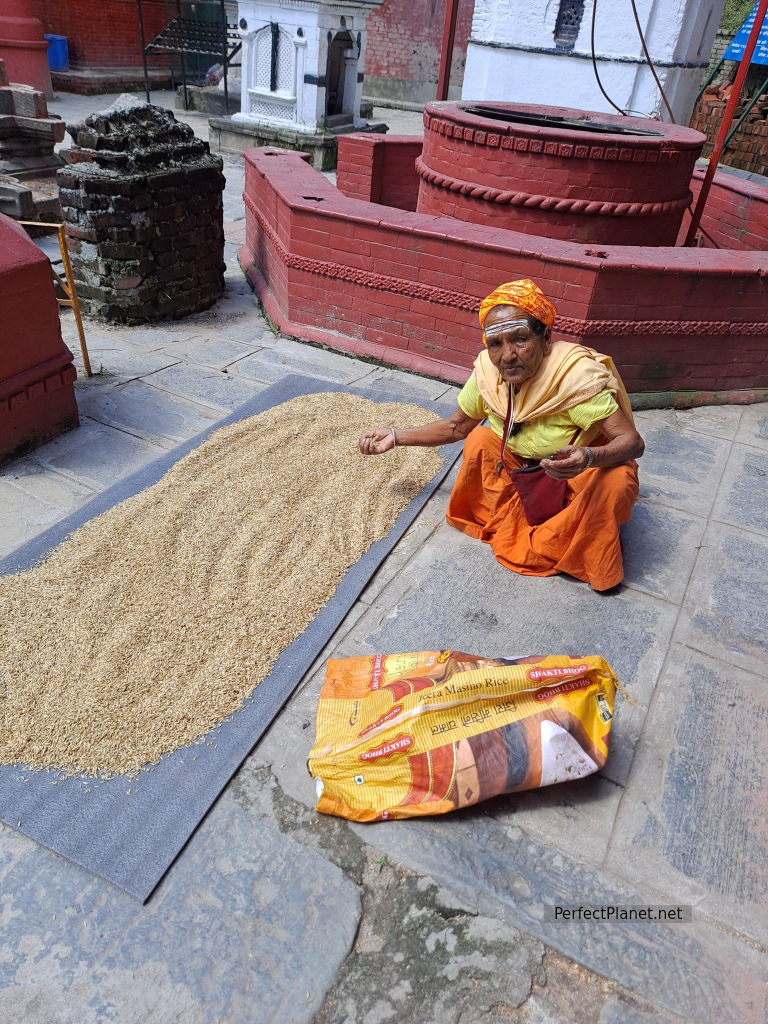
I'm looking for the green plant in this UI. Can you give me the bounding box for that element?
[722,0,757,35]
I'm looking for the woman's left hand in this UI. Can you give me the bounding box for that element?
[540,446,589,480]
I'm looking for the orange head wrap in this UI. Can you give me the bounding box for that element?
[478,279,558,344]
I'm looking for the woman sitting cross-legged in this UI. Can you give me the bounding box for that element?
[359,279,644,592]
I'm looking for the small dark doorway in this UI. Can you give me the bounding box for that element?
[326,30,353,116]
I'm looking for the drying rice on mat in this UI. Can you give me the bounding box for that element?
[0,392,441,778]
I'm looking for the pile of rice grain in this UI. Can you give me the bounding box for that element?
[0,392,441,777]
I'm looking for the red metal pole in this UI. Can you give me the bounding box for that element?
[436,0,461,102]
[684,0,768,246]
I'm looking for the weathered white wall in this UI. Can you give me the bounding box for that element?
[234,0,379,131]
[462,0,726,124]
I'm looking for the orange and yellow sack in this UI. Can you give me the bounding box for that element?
[308,651,618,822]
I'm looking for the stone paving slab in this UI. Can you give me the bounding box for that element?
[0,478,73,560]
[0,790,361,1024]
[619,498,707,604]
[141,363,268,412]
[710,441,768,535]
[606,645,768,949]
[76,380,222,449]
[158,334,263,370]
[633,424,732,517]
[674,520,768,675]
[733,400,768,451]
[345,815,767,1024]
[30,418,168,491]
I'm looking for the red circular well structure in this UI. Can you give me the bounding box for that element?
[416,102,706,246]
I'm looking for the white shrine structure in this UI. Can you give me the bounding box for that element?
[461,0,726,125]
[209,0,385,168]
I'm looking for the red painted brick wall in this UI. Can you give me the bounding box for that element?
[689,168,768,251]
[364,0,473,100]
[34,0,168,70]
[241,147,768,394]
[336,135,422,211]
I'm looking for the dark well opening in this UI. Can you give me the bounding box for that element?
[461,105,662,137]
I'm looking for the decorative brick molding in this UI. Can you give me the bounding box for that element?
[415,157,692,218]
[556,317,768,337]
[422,112,698,165]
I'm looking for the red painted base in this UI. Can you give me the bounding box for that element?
[0,214,78,464]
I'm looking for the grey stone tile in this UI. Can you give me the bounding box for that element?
[0,788,360,1024]
[670,404,744,441]
[487,774,624,867]
[104,326,194,350]
[143,364,266,412]
[0,479,70,560]
[257,334,364,370]
[159,334,261,371]
[1,460,96,512]
[76,380,221,448]
[229,342,365,386]
[347,813,765,1024]
[711,443,768,535]
[606,646,768,949]
[351,366,460,402]
[75,334,182,382]
[675,521,768,675]
[636,426,731,516]
[733,401,768,452]
[31,419,167,490]
[340,523,678,786]
[620,499,707,604]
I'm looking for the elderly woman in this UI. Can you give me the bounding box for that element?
[359,279,644,592]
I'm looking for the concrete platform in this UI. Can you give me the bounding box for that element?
[0,89,765,1024]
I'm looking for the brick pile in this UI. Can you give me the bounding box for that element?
[58,95,225,323]
[691,84,768,176]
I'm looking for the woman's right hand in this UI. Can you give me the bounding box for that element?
[359,428,395,456]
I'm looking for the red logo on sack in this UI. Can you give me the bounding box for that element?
[533,678,592,704]
[369,654,385,690]
[359,704,404,738]
[527,663,588,682]
[359,733,414,761]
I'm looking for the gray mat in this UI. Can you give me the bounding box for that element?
[0,375,462,901]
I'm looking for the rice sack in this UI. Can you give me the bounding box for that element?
[308,651,618,822]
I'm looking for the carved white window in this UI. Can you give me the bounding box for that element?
[252,25,295,94]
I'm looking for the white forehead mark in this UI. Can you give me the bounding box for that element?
[484,318,531,338]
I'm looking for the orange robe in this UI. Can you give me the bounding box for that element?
[446,426,639,592]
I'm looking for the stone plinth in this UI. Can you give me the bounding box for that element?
[0,214,78,465]
[59,97,226,323]
[0,58,64,180]
[416,102,706,247]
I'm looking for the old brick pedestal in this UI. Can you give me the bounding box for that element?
[0,213,78,465]
[58,96,226,323]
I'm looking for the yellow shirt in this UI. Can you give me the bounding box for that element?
[457,372,618,459]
